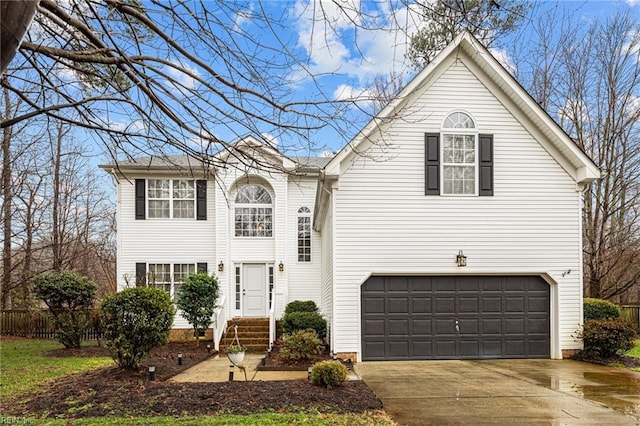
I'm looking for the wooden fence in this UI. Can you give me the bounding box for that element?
[0,310,102,340]
[621,305,640,333]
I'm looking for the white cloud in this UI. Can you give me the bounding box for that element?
[291,0,423,89]
[234,3,254,30]
[490,48,517,75]
[166,64,201,90]
[626,0,639,6]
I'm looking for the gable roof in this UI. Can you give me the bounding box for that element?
[323,31,600,184]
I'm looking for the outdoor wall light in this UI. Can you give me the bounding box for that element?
[278,261,284,272]
[218,261,224,272]
[456,250,467,267]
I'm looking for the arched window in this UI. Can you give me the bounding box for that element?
[441,112,477,195]
[297,207,311,262]
[234,184,273,237]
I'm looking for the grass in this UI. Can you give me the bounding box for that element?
[0,338,396,426]
[625,339,640,359]
[27,411,395,425]
[0,338,113,398]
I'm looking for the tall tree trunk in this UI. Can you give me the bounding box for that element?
[0,1,39,73]
[52,121,62,271]
[2,82,13,309]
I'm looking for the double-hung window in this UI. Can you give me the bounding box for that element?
[147,179,195,218]
[442,112,477,195]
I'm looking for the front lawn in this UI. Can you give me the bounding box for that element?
[0,337,112,398]
[0,337,393,425]
[626,339,640,358]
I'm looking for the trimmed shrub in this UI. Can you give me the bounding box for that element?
[284,300,319,315]
[578,318,636,358]
[176,273,220,345]
[100,287,175,370]
[279,329,324,361]
[282,311,327,340]
[32,271,97,348]
[584,298,621,321]
[311,360,349,388]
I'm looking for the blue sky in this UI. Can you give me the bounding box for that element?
[69,0,638,163]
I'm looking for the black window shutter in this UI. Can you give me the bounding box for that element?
[196,180,207,220]
[197,262,208,273]
[135,179,146,220]
[479,134,494,196]
[425,133,440,195]
[135,263,147,287]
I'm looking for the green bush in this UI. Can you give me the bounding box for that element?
[100,287,175,370]
[578,318,636,358]
[176,273,220,345]
[32,271,97,348]
[584,298,621,321]
[284,300,319,315]
[279,329,324,361]
[311,360,349,388]
[282,311,327,340]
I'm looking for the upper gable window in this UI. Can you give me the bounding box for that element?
[234,184,273,237]
[442,113,477,195]
[425,112,493,197]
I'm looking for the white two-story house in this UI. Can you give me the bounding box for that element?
[101,32,599,362]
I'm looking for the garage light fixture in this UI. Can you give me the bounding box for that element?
[456,250,467,267]
[218,261,224,272]
[278,261,284,272]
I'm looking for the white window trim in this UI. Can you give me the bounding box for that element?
[297,206,312,263]
[146,262,196,299]
[147,179,196,219]
[440,111,479,196]
[233,185,274,238]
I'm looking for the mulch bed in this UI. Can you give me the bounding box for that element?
[258,341,352,371]
[572,351,640,369]
[2,340,383,419]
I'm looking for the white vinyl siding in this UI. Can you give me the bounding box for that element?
[116,175,215,328]
[330,59,583,358]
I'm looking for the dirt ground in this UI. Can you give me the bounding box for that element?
[3,341,383,419]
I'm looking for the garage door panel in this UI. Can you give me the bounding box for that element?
[482,297,501,313]
[482,318,502,335]
[412,341,433,357]
[388,341,409,358]
[412,319,432,336]
[435,319,455,335]
[459,319,478,335]
[363,319,385,336]
[362,275,550,360]
[386,277,409,292]
[505,340,526,356]
[409,277,432,292]
[388,319,409,335]
[459,340,480,357]
[388,297,409,313]
[435,297,455,313]
[436,340,456,357]
[528,297,549,313]
[412,297,432,313]
[482,340,502,357]
[363,297,385,314]
[505,318,525,334]
[459,296,479,312]
[505,296,525,312]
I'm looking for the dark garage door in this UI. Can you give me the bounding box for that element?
[361,276,550,360]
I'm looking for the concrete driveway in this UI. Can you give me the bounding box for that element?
[354,359,640,425]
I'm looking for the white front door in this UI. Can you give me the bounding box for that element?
[242,264,267,317]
